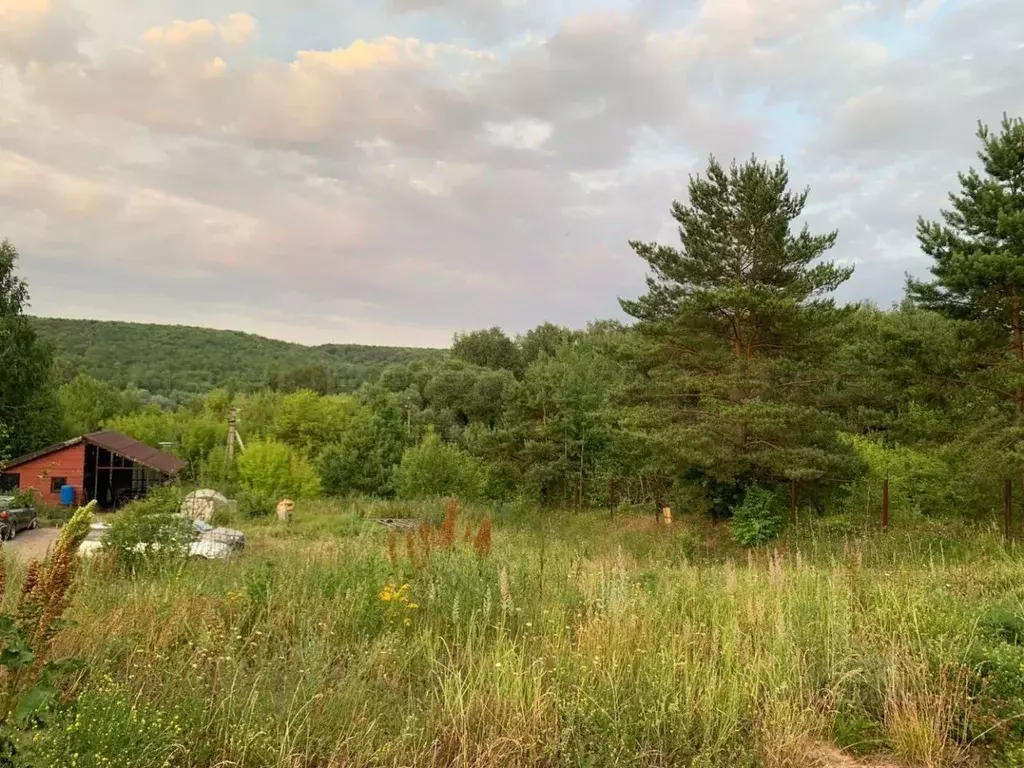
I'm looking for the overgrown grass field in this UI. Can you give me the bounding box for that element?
[10,502,1024,767]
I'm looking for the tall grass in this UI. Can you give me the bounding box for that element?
[12,501,1024,766]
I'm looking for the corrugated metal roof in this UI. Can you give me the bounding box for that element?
[1,431,185,477]
[84,431,186,477]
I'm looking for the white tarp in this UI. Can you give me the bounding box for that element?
[180,489,229,522]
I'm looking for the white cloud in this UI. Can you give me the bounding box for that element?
[141,12,256,46]
[905,0,945,22]
[0,0,1020,344]
[218,12,255,44]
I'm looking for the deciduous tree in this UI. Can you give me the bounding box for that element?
[0,240,61,459]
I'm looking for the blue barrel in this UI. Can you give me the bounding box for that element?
[60,485,76,506]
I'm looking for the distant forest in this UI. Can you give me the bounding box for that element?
[31,317,441,405]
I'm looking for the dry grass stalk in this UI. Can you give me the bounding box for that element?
[439,499,460,551]
[473,515,493,558]
[404,530,417,568]
[418,522,434,561]
[20,502,96,657]
[386,531,398,568]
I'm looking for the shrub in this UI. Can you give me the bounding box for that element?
[394,432,488,501]
[238,491,276,519]
[198,448,238,495]
[102,486,193,572]
[8,489,36,508]
[840,433,1007,520]
[236,439,321,511]
[731,486,785,547]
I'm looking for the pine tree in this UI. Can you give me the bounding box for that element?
[908,115,1024,412]
[620,156,860,510]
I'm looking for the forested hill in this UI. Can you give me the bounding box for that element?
[31,317,443,403]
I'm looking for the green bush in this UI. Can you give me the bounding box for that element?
[730,486,785,547]
[840,433,1009,521]
[8,488,36,508]
[236,439,321,511]
[197,448,238,495]
[102,485,192,572]
[238,491,276,519]
[394,431,488,501]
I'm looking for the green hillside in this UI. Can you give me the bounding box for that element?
[31,317,443,402]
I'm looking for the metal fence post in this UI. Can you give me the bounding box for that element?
[882,476,890,533]
[1005,479,1013,543]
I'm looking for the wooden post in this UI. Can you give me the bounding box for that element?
[882,476,890,533]
[226,410,238,462]
[608,478,616,520]
[789,480,797,526]
[1004,479,1013,543]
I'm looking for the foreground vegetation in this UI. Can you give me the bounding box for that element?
[1,500,1020,767]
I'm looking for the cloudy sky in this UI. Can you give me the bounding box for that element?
[1,0,1021,347]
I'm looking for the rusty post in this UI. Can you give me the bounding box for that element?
[882,476,890,533]
[608,478,617,520]
[789,480,797,526]
[1004,479,1013,542]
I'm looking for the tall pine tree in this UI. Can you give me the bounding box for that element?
[620,156,860,511]
[909,116,1024,409]
[907,115,1024,484]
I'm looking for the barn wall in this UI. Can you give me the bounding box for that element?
[8,443,86,506]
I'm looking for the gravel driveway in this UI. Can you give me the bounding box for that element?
[3,527,61,562]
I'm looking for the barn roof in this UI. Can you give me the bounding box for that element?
[1,430,185,477]
[0,437,85,471]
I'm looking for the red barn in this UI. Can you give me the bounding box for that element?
[0,430,185,509]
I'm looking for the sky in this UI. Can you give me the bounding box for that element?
[1,0,1021,348]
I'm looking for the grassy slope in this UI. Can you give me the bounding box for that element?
[20,502,1024,767]
[31,317,442,397]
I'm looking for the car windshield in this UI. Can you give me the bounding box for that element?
[193,519,214,533]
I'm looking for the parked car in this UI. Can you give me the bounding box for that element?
[0,495,38,540]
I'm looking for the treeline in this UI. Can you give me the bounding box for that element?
[3,116,1023,529]
[31,317,441,405]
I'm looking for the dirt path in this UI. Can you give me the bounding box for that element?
[814,746,903,768]
[3,527,60,562]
